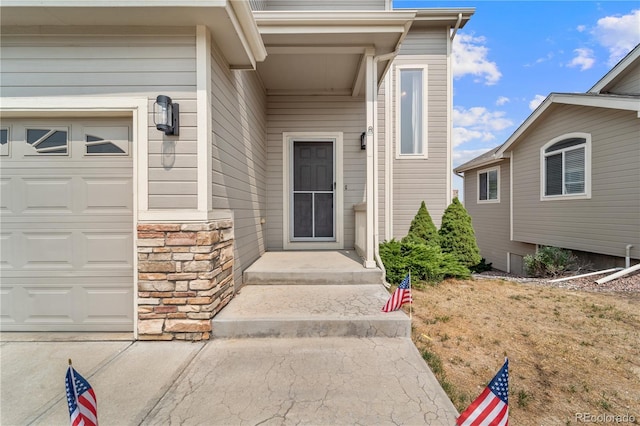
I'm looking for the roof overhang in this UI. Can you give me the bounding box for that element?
[254,11,417,96]
[0,0,266,69]
[589,44,640,94]
[456,92,640,173]
[496,93,640,156]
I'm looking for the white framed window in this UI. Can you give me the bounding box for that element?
[541,133,591,200]
[395,64,428,159]
[477,166,500,203]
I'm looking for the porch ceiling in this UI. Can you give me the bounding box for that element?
[254,11,416,96]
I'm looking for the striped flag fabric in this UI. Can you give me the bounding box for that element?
[65,361,98,426]
[382,273,412,312]
[457,358,509,426]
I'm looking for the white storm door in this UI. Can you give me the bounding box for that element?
[291,140,335,241]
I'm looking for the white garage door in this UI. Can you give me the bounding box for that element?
[0,118,134,331]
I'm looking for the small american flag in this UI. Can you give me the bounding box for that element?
[65,361,98,426]
[382,273,412,312]
[457,358,509,426]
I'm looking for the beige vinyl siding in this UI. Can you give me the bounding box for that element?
[261,0,386,10]
[399,27,447,56]
[463,160,535,272]
[609,60,640,94]
[210,41,267,286]
[266,96,365,250]
[391,27,450,238]
[511,105,640,260]
[0,27,199,210]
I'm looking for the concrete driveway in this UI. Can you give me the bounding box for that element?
[1,334,459,425]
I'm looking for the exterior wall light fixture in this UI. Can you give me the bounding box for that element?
[154,95,179,136]
[360,131,366,150]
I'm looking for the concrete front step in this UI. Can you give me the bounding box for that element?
[211,285,410,339]
[242,250,383,285]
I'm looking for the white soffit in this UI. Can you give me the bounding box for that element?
[0,1,264,69]
[254,11,416,95]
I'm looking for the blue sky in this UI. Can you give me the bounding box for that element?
[396,1,640,200]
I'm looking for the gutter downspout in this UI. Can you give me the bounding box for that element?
[368,18,413,286]
[373,51,400,289]
[626,244,634,268]
[450,13,462,41]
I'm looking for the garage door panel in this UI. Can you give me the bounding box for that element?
[2,278,134,330]
[0,119,134,332]
[24,178,74,213]
[85,232,133,268]
[85,286,134,323]
[84,177,133,212]
[0,234,13,268]
[24,286,75,324]
[24,232,74,269]
[1,287,16,323]
[0,178,12,212]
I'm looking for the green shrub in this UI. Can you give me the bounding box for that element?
[470,258,493,273]
[438,198,481,268]
[402,201,439,246]
[523,246,577,277]
[379,240,470,284]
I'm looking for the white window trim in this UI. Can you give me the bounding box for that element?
[477,166,500,204]
[540,132,592,201]
[395,63,428,160]
[282,132,344,250]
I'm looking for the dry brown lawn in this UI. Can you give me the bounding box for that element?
[408,278,640,425]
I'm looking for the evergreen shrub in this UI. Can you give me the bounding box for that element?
[438,197,481,268]
[523,246,577,277]
[402,201,439,246]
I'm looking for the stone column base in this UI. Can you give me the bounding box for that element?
[136,220,234,341]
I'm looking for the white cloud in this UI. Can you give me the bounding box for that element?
[452,106,513,148]
[529,94,546,111]
[452,33,502,85]
[593,9,640,66]
[453,148,495,168]
[568,47,596,71]
[496,96,510,106]
[576,24,587,33]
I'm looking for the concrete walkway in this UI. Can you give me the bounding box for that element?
[1,251,459,425]
[1,335,459,426]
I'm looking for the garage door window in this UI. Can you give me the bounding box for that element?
[26,128,68,155]
[0,128,8,156]
[85,127,130,156]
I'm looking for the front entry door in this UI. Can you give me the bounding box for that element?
[292,141,335,241]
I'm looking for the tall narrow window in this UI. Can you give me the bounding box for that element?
[542,135,589,198]
[396,65,427,158]
[478,167,499,202]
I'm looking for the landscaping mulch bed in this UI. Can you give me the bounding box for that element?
[475,268,640,293]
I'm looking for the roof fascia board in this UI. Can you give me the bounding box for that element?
[454,156,506,174]
[254,10,416,29]
[2,0,226,5]
[229,0,267,63]
[497,93,640,156]
[589,45,640,93]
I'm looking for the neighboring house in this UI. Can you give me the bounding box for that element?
[0,1,472,338]
[455,45,640,275]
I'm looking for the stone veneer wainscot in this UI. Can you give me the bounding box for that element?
[136,220,234,340]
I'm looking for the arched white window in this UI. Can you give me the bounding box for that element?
[541,133,591,200]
